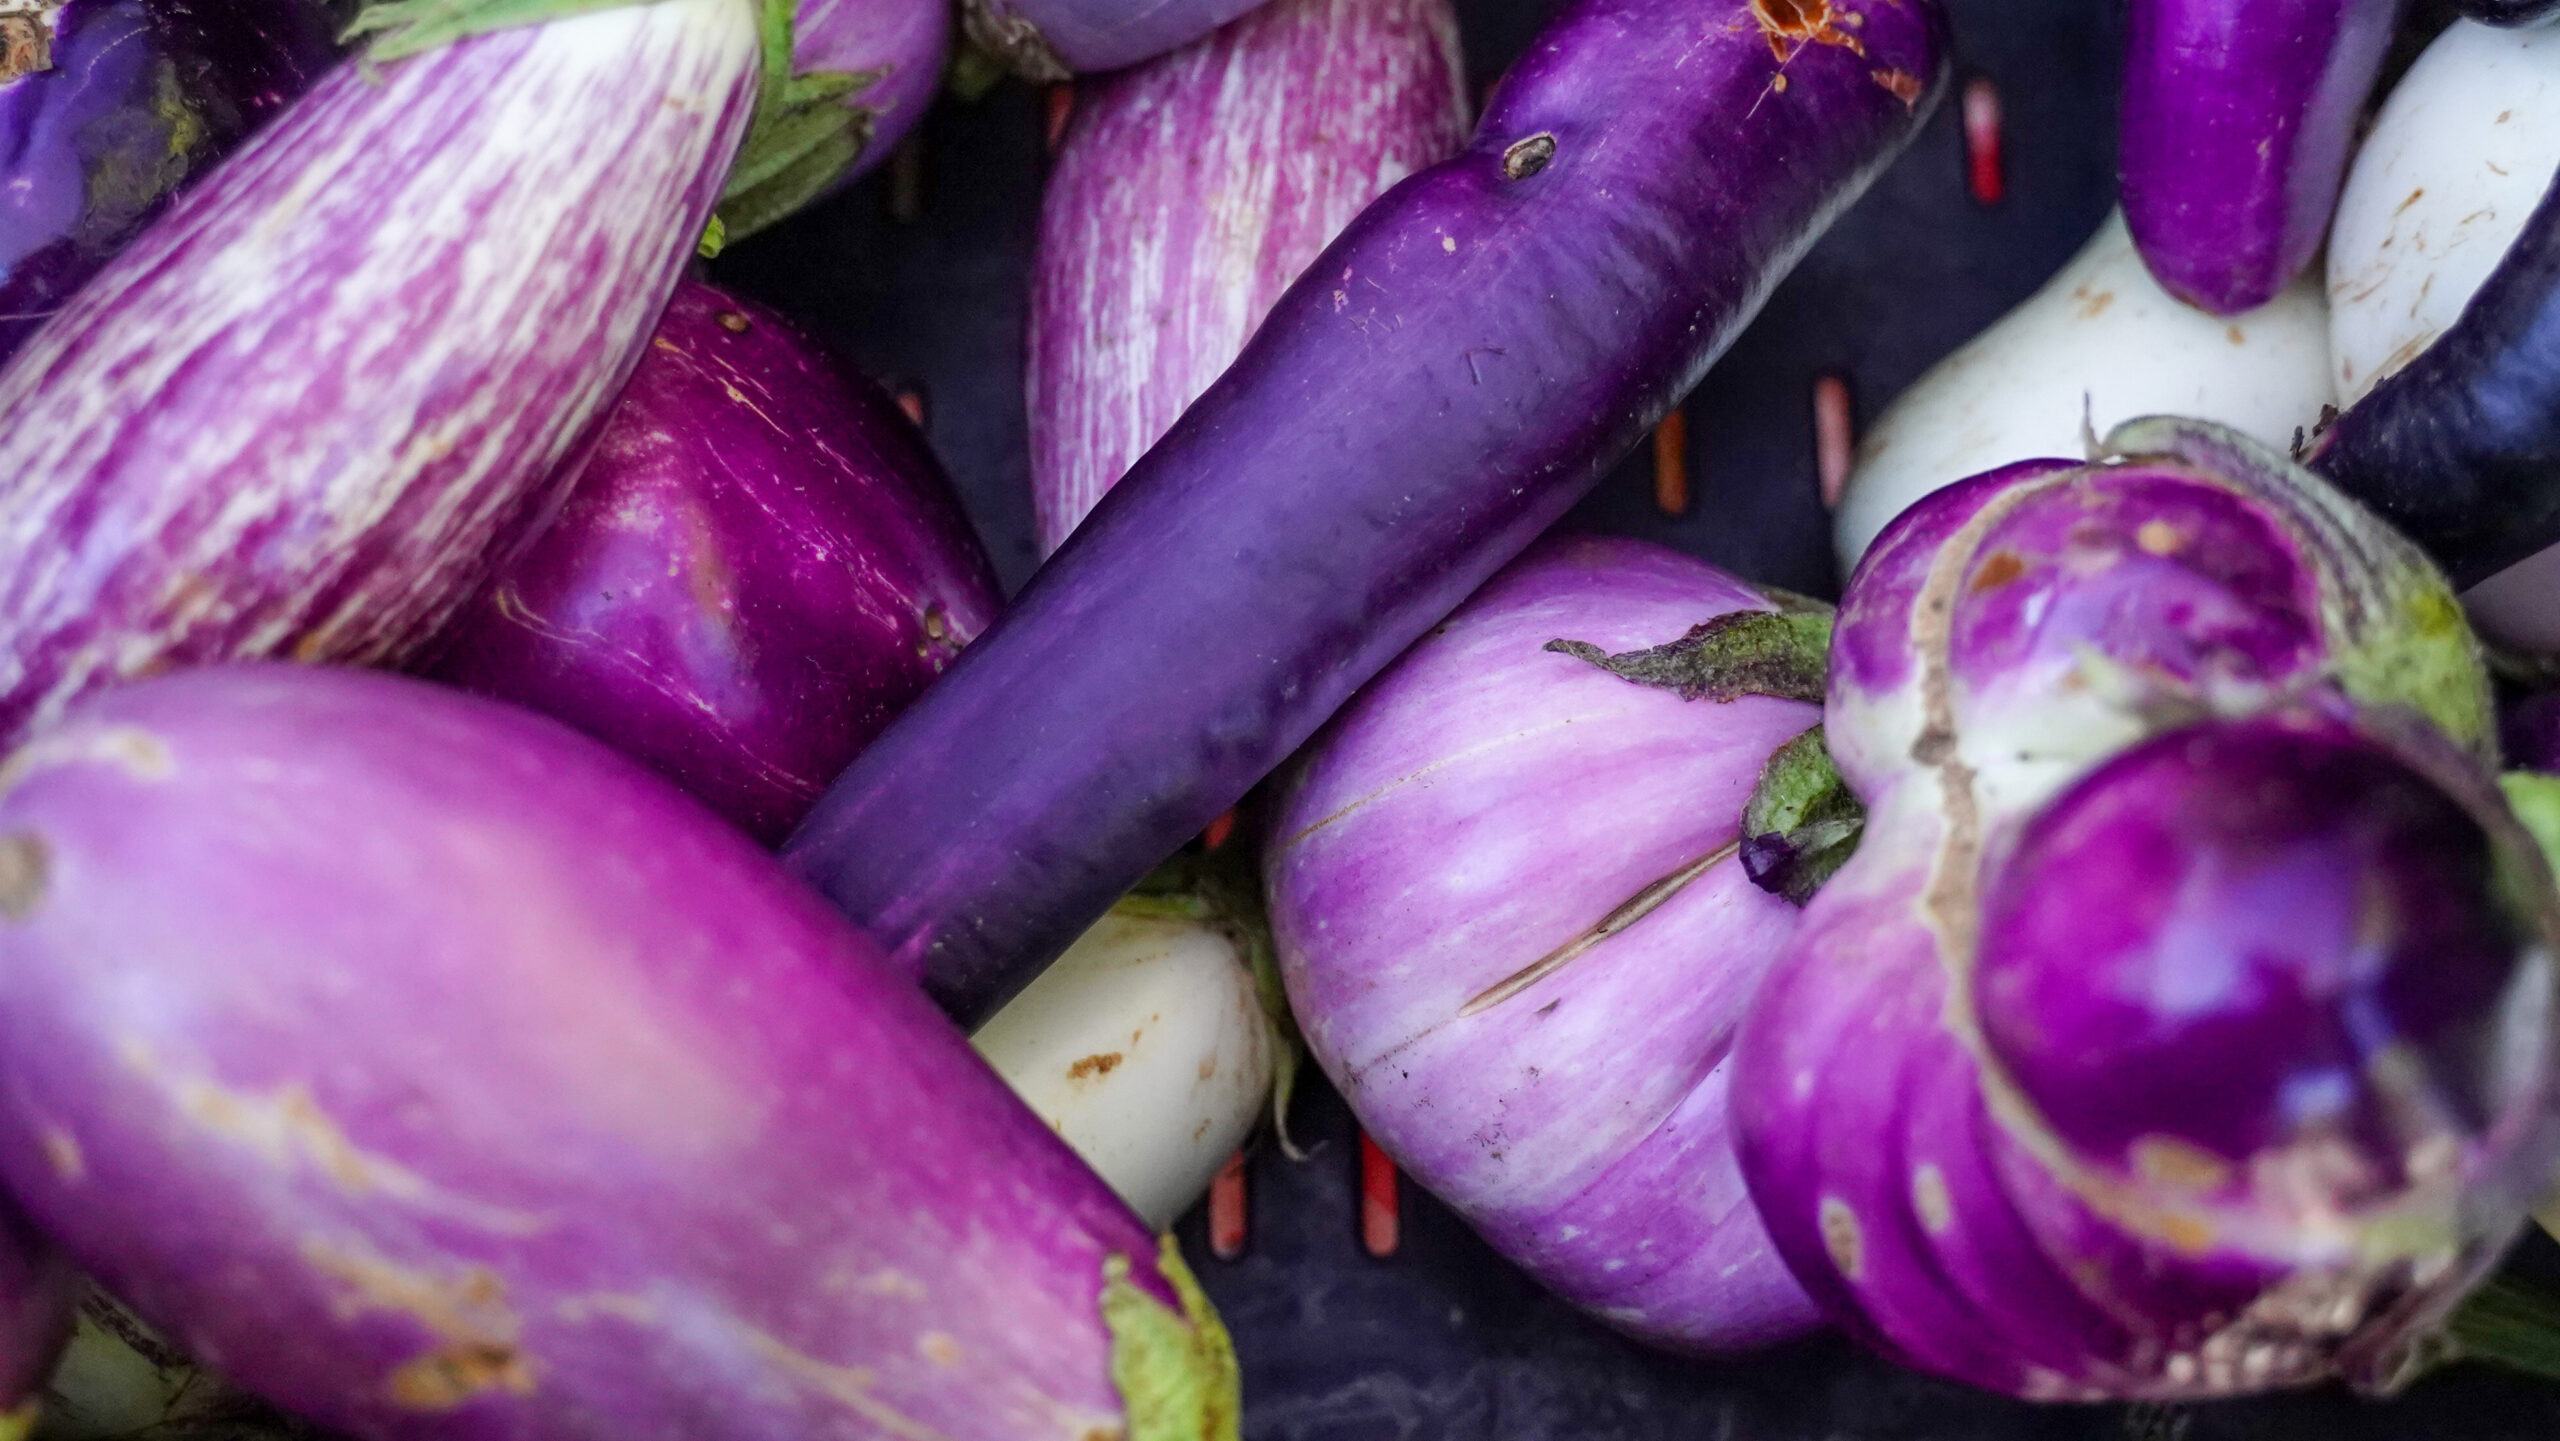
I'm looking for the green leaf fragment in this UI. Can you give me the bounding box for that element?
[1544,609,1833,706]
[1740,726,1863,906]
[344,0,663,62]
[2441,1273,2560,1384]
[1101,1237,1243,1441]
[696,212,726,258]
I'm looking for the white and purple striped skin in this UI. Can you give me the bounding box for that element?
[1732,421,2541,1400]
[963,0,1278,79]
[2119,0,2405,315]
[798,0,947,188]
[0,0,761,749]
[1266,536,1822,1353]
[0,665,1218,1441]
[1026,0,1467,556]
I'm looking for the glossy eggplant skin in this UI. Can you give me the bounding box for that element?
[784,0,1953,1027]
[428,279,999,846]
[2119,0,2404,315]
[2306,174,2560,588]
[0,0,337,363]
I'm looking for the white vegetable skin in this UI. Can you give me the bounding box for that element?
[971,908,1276,1230]
[1833,210,2334,571]
[2327,19,2560,407]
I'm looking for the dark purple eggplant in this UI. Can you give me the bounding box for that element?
[2119,0,2403,315]
[0,0,337,363]
[2304,171,2560,588]
[782,0,1951,1026]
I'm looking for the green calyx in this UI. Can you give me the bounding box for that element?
[1100,1237,1243,1441]
[344,0,662,61]
[1740,726,1863,906]
[1544,604,1833,707]
[712,0,882,246]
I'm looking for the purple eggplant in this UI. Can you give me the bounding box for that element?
[803,0,945,178]
[712,0,950,242]
[0,0,337,364]
[785,0,1953,1026]
[427,278,999,846]
[963,0,1277,80]
[0,1,760,749]
[0,664,1238,1441]
[1027,0,1466,555]
[2120,0,2404,315]
[1266,535,1823,1353]
[1731,417,2557,1400]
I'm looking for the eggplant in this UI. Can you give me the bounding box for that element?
[428,278,999,846]
[1735,418,2552,1400]
[1027,0,1466,555]
[1266,535,1824,1353]
[0,664,1239,1441]
[1834,209,2335,570]
[711,0,950,243]
[784,0,1954,1027]
[963,0,1278,80]
[0,0,336,365]
[0,0,760,749]
[2120,0,2404,315]
[974,900,1278,1230]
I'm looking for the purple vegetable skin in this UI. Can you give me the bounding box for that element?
[2120,0,2404,314]
[0,665,1238,1441]
[964,0,1275,79]
[429,278,998,846]
[0,0,759,749]
[800,0,946,183]
[0,1205,70,1428]
[1028,0,1466,554]
[786,0,1953,1026]
[0,0,337,363]
[709,0,950,240]
[1268,536,1821,1352]
[1733,419,2549,1400]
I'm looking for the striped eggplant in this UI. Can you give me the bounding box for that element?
[710,0,950,243]
[1834,209,2335,571]
[0,664,1238,1441]
[1734,418,2556,1400]
[0,0,336,364]
[427,278,999,846]
[964,0,1275,80]
[0,0,760,748]
[784,0,1954,1027]
[2120,0,2404,314]
[1267,535,1824,1354]
[1027,0,1467,555]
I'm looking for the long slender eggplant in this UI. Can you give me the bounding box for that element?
[0,0,337,364]
[2120,0,2404,314]
[0,664,1238,1441]
[1028,0,1466,555]
[0,0,760,748]
[964,0,1276,79]
[427,278,999,846]
[785,0,1953,1027]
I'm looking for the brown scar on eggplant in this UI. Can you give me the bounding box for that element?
[1753,0,1866,61]
[1871,68,1922,105]
[1068,1052,1123,1080]
[0,832,46,919]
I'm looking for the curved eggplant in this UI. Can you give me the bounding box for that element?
[0,664,1237,1441]
[1834,209,2334,570]
[1267,535,1824,1353]
[2119,0,2402,315]
[0,0,760,748]
[784,0,1954,1027]
[0,0,336,364]
[1027,0,1467,555]
[427,278,999,846]
[963,0,1277,80]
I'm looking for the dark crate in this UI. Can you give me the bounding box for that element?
[711,0,2560,1435]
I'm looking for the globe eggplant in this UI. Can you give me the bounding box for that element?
[0,664,1239,1441]
[1027,0,1467,555]
[427,278,998,846]
[1265,535,1826,1353]
[0,0,337,365]
[1835,210,2334,571]
[785,0,1954,1027]
[2120,0,2404,315]
[1734,418,2557,1400]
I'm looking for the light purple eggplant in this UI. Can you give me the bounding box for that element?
[784,0,1953,1027]
[427,277,999,847]
[1026,0,1467,555]
[963,0,1276,80]
[1731,418,2559,1400]
[0,0,339,366]
[0,0,761,749]
[2120,0,2405,314]
[0,664,1239,1441]
[712,0,951,242]
[1266,535,1823,1353]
